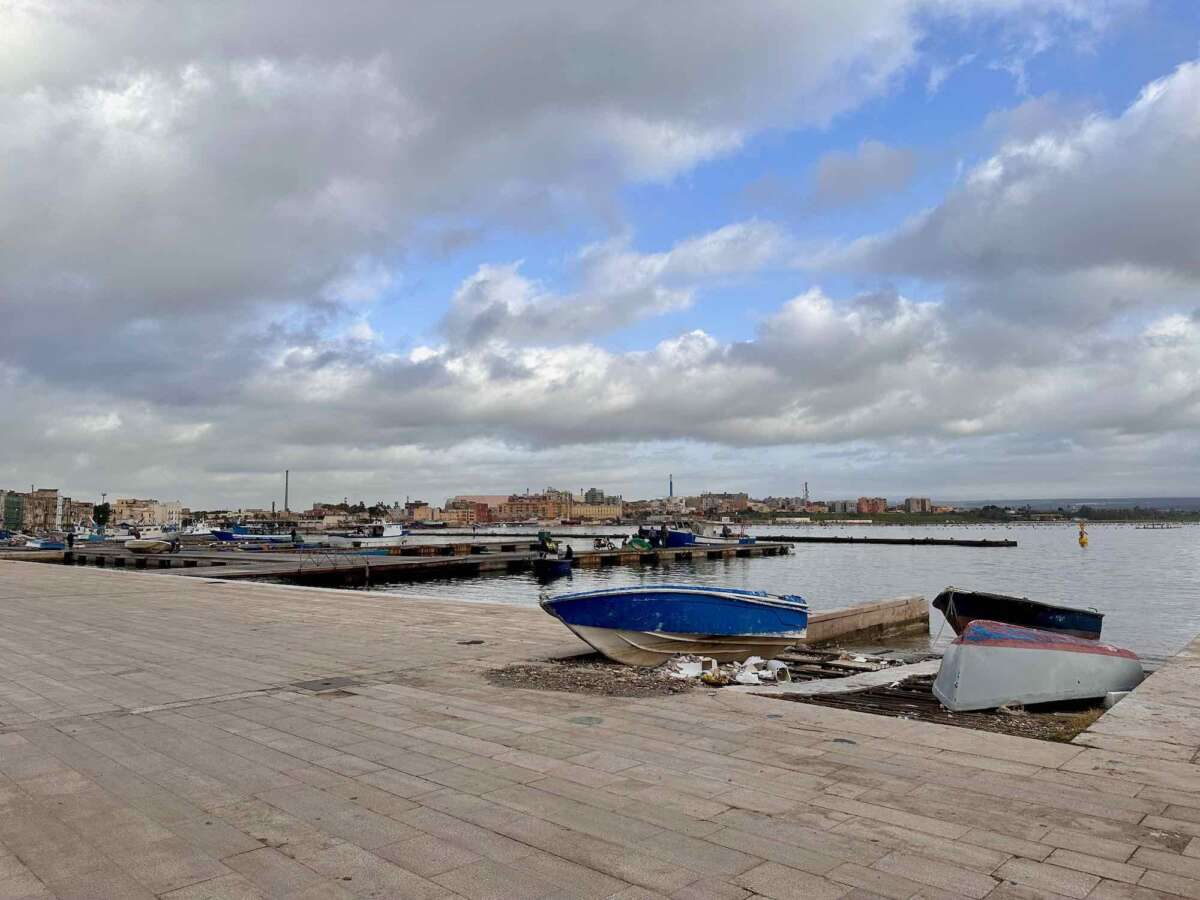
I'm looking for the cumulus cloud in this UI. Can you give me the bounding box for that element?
[832,60,1200,282]
[441,222,791,346]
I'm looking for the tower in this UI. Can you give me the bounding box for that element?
[669,474,673,499]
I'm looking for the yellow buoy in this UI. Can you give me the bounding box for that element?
[1078,521,1088,547]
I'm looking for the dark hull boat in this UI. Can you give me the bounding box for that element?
[933,587,1103,640]
[532,557,573,580]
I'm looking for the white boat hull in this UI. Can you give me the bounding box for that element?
[933,642,1144,712]
[562,623,801,667]
[324,534,407,548]
[124,539,173,554]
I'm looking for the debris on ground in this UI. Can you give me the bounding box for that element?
[774,674,1105,742]
[486,654,695,697]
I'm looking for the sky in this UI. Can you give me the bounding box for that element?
[2,0,1200,509]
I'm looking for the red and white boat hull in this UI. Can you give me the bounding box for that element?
[933,619,1143,712]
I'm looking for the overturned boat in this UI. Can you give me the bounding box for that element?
[933,587,1103,640]
[933,620,1142,712]
[540,584,808,666]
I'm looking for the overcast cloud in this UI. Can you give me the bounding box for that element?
[1,0,1194,507]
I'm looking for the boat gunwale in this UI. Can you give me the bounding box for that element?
[953,620,1136,659]
[933,586,1103,619]
[543,585,807,613]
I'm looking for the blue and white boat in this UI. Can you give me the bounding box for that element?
[540,584,808,666]
[212,526,295,543]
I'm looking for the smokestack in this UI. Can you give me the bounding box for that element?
[284,470,289,512]
[669,474,673,498]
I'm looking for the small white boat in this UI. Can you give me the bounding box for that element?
[324,522,408,548]
[125,538,174,554]
[933,620,1143,712]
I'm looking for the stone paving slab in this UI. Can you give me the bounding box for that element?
[2,560,1200,898]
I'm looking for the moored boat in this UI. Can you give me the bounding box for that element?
[933,586,1103,640]
[21,536,65,550]
[125,538,174,554]
[212,527,295,543]
[932,620,1143,712]
[540,584,808,666]
[324,523,408,548]
[664,529,696,548]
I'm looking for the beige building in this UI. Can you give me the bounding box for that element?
[23,489,62,531]
[569,502,623,521]
[113,498,184,526]
[63,500,95,528]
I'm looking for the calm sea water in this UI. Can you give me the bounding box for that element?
[366,523,1200,664]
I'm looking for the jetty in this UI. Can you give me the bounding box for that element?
[2,559,1199,899]
[52,539,792,587]
[760,534,1017,547]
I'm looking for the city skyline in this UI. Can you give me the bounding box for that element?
[3,2,1200,508]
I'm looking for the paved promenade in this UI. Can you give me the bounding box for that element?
[1,561,1200,899]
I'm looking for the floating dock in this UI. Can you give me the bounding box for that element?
[761,534,1017,547]
[58,539,792,586]
[0,559,1196,900]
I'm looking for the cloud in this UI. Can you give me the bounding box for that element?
[831,60,1200,282]
[440,222,791,346]
[0,1,1189,506]
[810,141,918,208]
[927,53,977,94]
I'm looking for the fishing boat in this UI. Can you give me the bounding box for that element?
[212,526,295,543]
[540,584,808,666]
[933,587,1103,640]
[21,536,65,550]
[933,620,1143,712]
[664,529,696,548]
[324,523,408,548]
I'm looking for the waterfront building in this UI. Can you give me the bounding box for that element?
[443,499,492,525]
[699,492,750,514]
[23,488,62,531]
[497,495,562,521]
[570,502,623,521]
[904,497,933,514]
[403,501,436,522]
[856,497,888,514]
[0,491,22,531]
[113,498,184,526]
[448,495,509,511]
[63,500,95,527]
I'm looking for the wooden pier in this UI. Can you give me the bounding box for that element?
[60,540,792,587]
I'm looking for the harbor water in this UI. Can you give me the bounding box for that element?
[367,523,1200,664]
